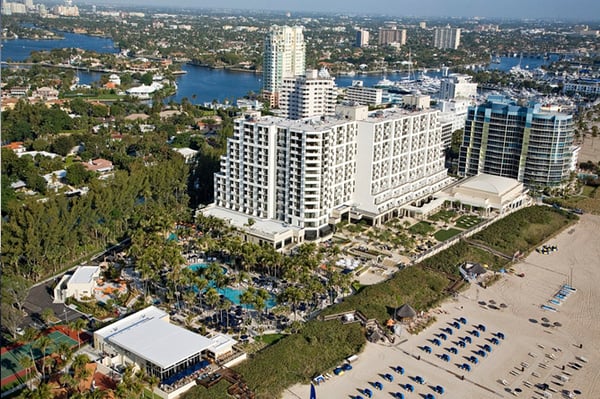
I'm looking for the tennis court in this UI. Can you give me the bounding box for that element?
[1,330,78,386]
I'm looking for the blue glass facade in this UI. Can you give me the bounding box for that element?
[458,96,574,187]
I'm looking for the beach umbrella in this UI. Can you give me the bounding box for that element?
[500,303,507,308]
[542,317,549,322]
[553,322,562,327]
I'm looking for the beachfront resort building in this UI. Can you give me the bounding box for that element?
[433,26,461,50]
[262,25,306,108]
[278,68,337,119]
[94,306,242,398]
[458,96,577,188]
[208,105,453,244]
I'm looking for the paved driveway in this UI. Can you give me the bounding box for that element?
[21,279,85,328]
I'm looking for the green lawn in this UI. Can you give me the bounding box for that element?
[434,228,462,241]
[408,221,435,236]
[428,209,457,223]
[455,215,482,229]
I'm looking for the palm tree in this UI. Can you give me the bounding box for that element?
[25,381,52,399]
[21,327,40,379]
[34,335,52,379]
[204,287,220,310]
[69,318,87,349]
[146,374,159,398]
[55,341,73,373]
[19,356,35,389]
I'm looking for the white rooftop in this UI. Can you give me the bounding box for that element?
[96,306,213,369]
[459,174,522,196]
[70,266,100,285]
[174,147,198,157]
[208,333,237,355]
[202,206,302,238]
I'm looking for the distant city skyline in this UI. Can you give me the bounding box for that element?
[86,0,600,20]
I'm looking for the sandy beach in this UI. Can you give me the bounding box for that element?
[283,214,600,399]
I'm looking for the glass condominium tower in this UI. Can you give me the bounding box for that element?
[458,96,575,188]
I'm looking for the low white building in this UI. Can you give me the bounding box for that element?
[94,306,243,398]
[126,82,164,98]
[344,82,383,106]
[54,266,101,303]
[441,174,531,216]
[201,205,305,251]
[174,147,198,163]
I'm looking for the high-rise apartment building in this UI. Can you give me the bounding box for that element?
[378,26,407,46]
[439,74,478,100]
[262,25,306,108]
[212,107,452,241]
[459,96,576,187]
[355,29,370,47]
[433,26,461,50]
[278,69,337,120]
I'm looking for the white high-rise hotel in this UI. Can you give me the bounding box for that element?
[212,106,451,242]
[262,26,306,108]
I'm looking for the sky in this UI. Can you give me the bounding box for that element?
[90,0,600,21]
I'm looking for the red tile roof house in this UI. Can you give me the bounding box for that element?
[83,158,114,173]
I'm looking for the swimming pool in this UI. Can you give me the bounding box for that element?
[218,286,277,309]
[188,264,276,309]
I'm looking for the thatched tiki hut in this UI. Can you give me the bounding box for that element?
[396,304,417,323]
